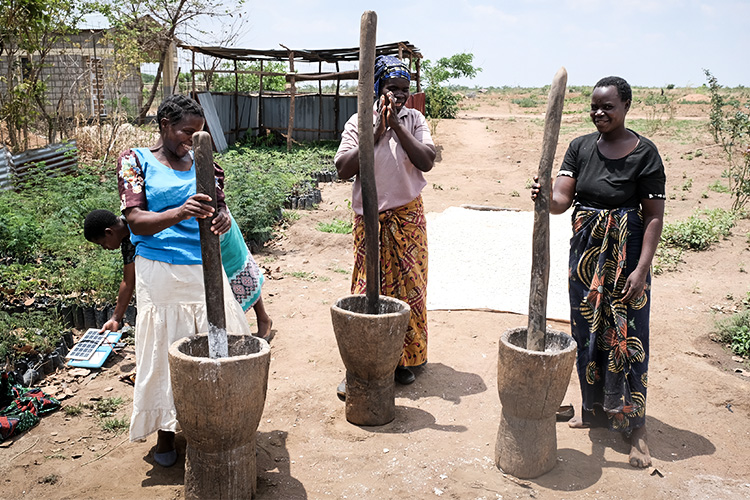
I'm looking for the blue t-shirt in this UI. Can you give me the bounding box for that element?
[128,148,203,265]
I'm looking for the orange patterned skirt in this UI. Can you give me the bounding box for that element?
[351,195,429,367]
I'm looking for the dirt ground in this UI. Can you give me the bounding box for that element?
[2,91,750,500]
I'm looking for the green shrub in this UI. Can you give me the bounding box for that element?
[0,207,40,258]
[219,142,337,246]
[0,165,123,305]
[709,179,731,193]
[715,309,750,358]
[317,219,352,234]
[423,53,481,119]
[0,310,67,358]
[512,96,539,108]
[425,85,461,119]
[653,246,683,275]
[705,69,750,210]
[661,209,736,250]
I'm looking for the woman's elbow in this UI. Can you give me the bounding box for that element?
[420,147,437,172]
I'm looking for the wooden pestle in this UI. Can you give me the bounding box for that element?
[526,67,568,351]
[357,11,380,315]
[193,131,228,358]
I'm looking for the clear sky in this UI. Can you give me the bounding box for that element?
[215,0,749,89]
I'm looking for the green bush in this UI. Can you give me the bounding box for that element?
[0,143,338,309]
[0,165,124,305]
[425,85,461,119]
[218,142,337,245]
[661,208,736,250]
[715,309,750,358]
[0,203,40,258]
[0,310,67,358]
[512,96,539,108]
[423,53,481,119]
[317,219,352,234]
[705,69,750,211]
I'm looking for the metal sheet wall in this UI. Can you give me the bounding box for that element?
[0,142,78,192]
[206,94,357,144]
[209,94,258,145]
[0,148,12,192]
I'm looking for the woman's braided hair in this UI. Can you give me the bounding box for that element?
[594,76,632,102]
[156,94,204,131]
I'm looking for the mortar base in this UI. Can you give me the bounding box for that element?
[345,371,396,426]
[495,410,556,479]
[184,438,256,500]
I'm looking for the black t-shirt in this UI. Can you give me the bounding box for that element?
[558,131,666,209]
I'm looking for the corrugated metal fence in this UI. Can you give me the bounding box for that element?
[199,92,426,151]
[0,141,78,192]
[200,93,357,150]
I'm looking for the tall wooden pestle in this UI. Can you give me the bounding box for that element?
[193,131,228,358]
[526,67,568,351]
[357,11,380,315]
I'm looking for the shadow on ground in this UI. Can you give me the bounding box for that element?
[532,415,716,491]
[256,430,307,499]
[398,362,488,404]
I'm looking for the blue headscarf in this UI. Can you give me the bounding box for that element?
[373,55,410,98]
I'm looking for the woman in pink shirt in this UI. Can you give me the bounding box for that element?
[335,55,437,390]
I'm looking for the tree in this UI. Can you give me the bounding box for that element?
[0,0,86,151]
[210,61,286,93]
[422,52,481,120]
[98,0,245,122]
[705,69,750,211]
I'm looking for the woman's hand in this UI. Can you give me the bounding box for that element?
[211,207,231,235]
[178,194,215,221]
[374,96,388,143]
[530,175,544,201]
[622,266,648,303]
[384,91,401,130]
[531,174,576,214]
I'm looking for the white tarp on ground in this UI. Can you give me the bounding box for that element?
[426,206,572,321]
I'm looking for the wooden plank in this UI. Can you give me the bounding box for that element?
[196,93,228,153]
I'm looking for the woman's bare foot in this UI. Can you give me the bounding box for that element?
[568,416,590,429]
[258,317,273,341]
[155,430,175,453]
[253,298,273,341]
[629,426,652,468]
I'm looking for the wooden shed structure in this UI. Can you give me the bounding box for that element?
[178,41,423,150]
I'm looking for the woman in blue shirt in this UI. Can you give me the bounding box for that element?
[117,95,251,468]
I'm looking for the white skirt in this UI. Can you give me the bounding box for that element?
[129,256,251,442]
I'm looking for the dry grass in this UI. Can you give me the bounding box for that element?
[73,122,158,164]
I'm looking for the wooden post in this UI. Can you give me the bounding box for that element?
[191,51,196,98]
[287,51,296,152]
[334,61,340,138]
[234,60,239,143]
[193,131,228,358]
[318,61,323,141]
[172,67,181,95]
[526,67,567,351]
[357,11,379,314]
[415,58,421,93]
[258,60,264,135]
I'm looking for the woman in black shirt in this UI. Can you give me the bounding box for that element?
[532,76,665,468]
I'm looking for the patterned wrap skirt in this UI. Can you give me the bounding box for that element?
[351,195,429,367]
[129,256,251,442]
[569,205,650,433]
[220,217,264,312]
